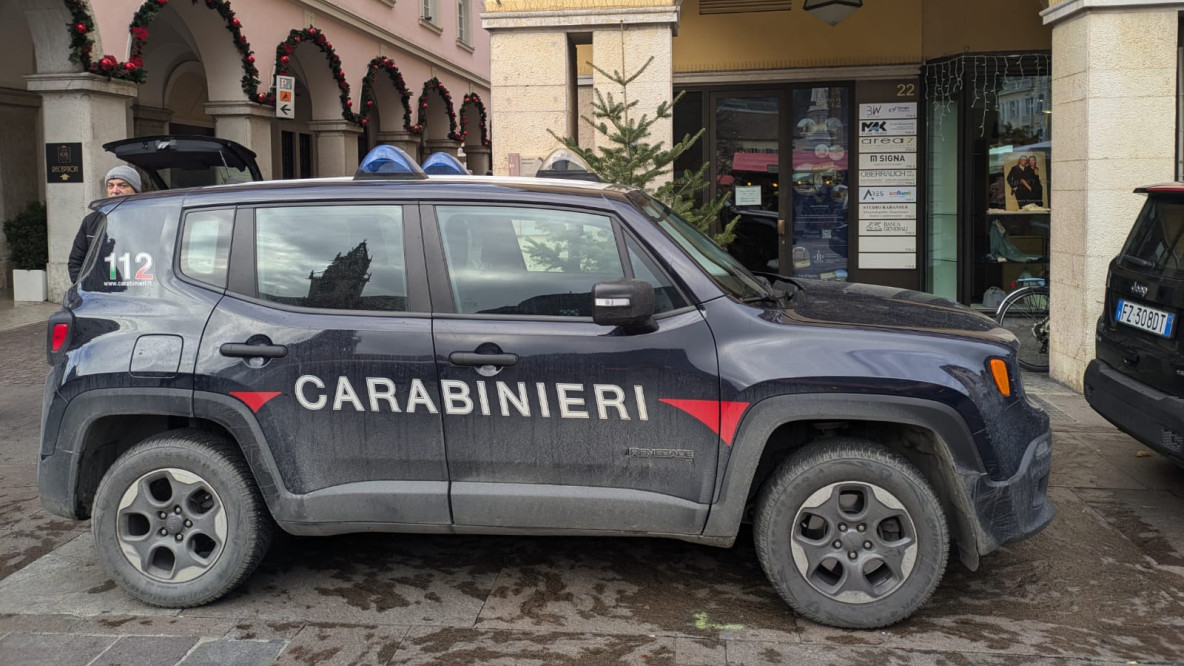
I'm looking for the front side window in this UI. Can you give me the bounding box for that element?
[1120,195,1184,279]
[179,208,233,288]
[254,205,408,311]
[437,206,624,316]
[422,0,437,23]
[632,193,766,301]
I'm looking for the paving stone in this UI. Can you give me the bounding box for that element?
[724,640,1112,665]
[274,623,409,665]
[1072,487,1184,580]
[176,638,286,665]
[0,632,115,666]
[389,626,676,665]
[90,635,200,666]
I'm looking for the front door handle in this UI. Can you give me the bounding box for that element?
[449,352,519,367]
[221,342,288,359]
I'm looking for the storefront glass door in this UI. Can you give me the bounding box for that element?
[714,94,781,272]
[789,86,850,280]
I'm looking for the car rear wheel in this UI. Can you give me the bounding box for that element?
[754,438,948,629]
[92,429,273,607]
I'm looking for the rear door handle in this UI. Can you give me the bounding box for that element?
[221,343,288,359]
[449,352,518,367]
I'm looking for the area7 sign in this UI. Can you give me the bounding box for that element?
[276,75,295,119]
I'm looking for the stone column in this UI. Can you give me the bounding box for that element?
[25,74,136,301]
[425,138,461,158]
[309,120,363,177]
[592,24,673,184]
[465,145,492,175]
[204,101,275,180]
[133,104,173,137]
[481,3,681,178]
[1042,1,1181,389]
[377,130,422,160]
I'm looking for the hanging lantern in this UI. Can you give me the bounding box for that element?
[802,0,862,25]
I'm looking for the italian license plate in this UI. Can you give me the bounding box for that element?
[1115,299,1175,338]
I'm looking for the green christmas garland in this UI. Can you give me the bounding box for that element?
[413,77,461,141]
[460,92,491,147]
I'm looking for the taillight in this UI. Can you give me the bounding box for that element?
[51,323,68,351]
[46,310,75,364]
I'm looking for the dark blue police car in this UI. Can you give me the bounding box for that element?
[38,146,1053,629]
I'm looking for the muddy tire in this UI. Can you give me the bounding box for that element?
[91,429,273,607]
[754,438,948,629]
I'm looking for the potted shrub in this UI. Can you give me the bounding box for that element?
[4,202,48,302]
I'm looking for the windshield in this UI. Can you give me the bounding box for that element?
[1119,195,1184,278]
[633,193,767,301]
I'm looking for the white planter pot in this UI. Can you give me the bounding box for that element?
[12,269,47,302]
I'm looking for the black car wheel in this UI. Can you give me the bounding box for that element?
[754,438,948,629]
[92,429,273,607]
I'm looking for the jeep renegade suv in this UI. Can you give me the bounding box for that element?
[1086,184,1184,468]
[39,147,1053,629]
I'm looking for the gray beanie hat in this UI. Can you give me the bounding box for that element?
[105,165,141,193]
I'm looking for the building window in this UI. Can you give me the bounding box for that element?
[421,0,436,24]
[458,0,469,44]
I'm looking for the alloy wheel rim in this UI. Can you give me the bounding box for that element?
[115,467,228,583]
[789,480,918,604]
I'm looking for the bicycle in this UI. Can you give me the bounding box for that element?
[995,276,1049,372]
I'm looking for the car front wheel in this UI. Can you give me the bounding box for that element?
[754,438,949,629]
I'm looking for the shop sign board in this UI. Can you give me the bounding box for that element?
[858,119,918,136]
[859,187,916,203]
[859,252,917,270]
[46,142,83,183]
[859,203,916,221]
[859,217,917,235]
[858,152,917,169]
[859,136,917,153]
[859,169,916,186]
[859,102,917,120]
[860,236,916,253]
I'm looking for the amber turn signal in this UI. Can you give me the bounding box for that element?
[989,358,1011,397]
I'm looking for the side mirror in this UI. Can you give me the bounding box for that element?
[593,280,656,333]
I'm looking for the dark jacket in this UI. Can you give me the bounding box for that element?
[68,211,104,283]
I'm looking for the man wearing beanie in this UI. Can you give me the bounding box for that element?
[67,165,142,282]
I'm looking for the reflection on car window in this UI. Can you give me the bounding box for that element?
[1121,197,1184,278]
[255,205,408,311]
[632,193,765,301]
[437,206,624,316]
[180,209,233,288]
[625,237,687,313]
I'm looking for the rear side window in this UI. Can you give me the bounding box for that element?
[1120,196,1184,278]
[179,209,233,288]
[255,205,409,312]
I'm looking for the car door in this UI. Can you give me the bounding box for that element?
[424,203,723,534]
[193,202,450,526]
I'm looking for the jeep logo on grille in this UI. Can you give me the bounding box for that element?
[1131,282,1149,297]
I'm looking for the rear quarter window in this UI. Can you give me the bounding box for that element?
[179,209,233,288]
[1120,196,1184,279]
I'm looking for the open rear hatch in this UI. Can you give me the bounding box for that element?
[1097,187,1184,397]
[103,135,262,190]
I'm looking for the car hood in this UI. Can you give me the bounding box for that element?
[780,279,1016,347]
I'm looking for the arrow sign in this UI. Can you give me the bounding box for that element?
[276,75,295,119]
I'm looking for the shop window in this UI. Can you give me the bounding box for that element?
[924,53,1051,308]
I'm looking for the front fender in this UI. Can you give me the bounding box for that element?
[703,393,987,566]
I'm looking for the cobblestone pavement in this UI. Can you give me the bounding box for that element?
[1,321,1183,664]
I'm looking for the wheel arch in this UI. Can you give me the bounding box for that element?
[47,389,289,521]
[705,393,988,570]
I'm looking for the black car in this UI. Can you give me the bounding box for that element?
[38,147,1053,629]
[1085,183,1184,468]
